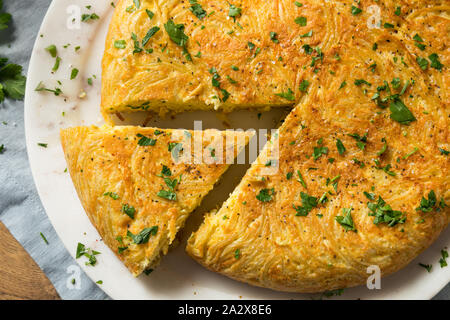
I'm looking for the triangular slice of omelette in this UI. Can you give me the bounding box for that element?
[61,125,252,276]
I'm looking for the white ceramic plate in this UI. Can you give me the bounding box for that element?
[25,0,449,300]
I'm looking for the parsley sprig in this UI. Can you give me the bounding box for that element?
[0,58,26,102]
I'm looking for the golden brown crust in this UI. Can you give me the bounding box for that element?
[101,0,322,120]
[60,125,251,276]
[186,0,449,292]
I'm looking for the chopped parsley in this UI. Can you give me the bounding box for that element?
[415,190,442,213]
[114,40,126,49]
[376,138,387,156]
[429,53,443,71]
[293,192,317,216]
[81,13,100,22]
[335,207,356,232]
[354,79,371,86]
[256,188,275,202]
[76,243,100,266]
[348,132,368,151]
[403,147,418,160]
[0,2,11,30]
[363,191,376,201]
[389,98,416,124]
[299,80,310,92]
[103,192,119,200]
[45,45,57,58]
[416,56,429,70]
[336,139,346,155]
[419,263,432,273]
[228,4,242,21]
[40,232,49,245]
[0,58,26,102]
[35,81,62,96]
[189,0,207,19]
[127,226,158,244]
[70,68,79,80]
[146,9,154,19]
[234,249,240,259]
[164,20,191,61]
[157,174,179,201]
[351,6,362,15]
[137,133,156,146]
[121,204,136,219]
[160,165,172,177]
[374,159,396,176]
[270,32,279,43]
[413,33,426,51]
[367,196,406,227]
[142,26,160,46]
[275,88,295,101]
[208,67,230,102]
[312,140,328,160]
[295,16,307,26]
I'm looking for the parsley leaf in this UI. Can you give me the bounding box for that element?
[0,60,26,101]
[228,4,242,21]
[416,56,428,70]
[299,80,310,92]
[275,88,295,101]
[335,207,356,232]
[440,250,448,268]
[81,13,100,22]
[389,98,416,124]
[76,242,101,266]
[336,139,346,155]
[270,32,279,43]
[157,189,177,201]
[121,204,136,219]
[142,26,160,46]
[351,6,362,15]
[256,188,275,202]
[429,53,443,71]
[189,0,206,19]
[416,190,438,213]
[137,133,156,146]
[160,165,172,176]
[419,263,432,273]
[127,226,158,244]
[114,40,126,49]
[295,16,307,26]
[164,20,191,61]
[103,192,119,200]
[368,196,406,227]
[0,1,11,30]
[293,192,317,216]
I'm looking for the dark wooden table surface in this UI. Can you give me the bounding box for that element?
[0,222,60,300]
